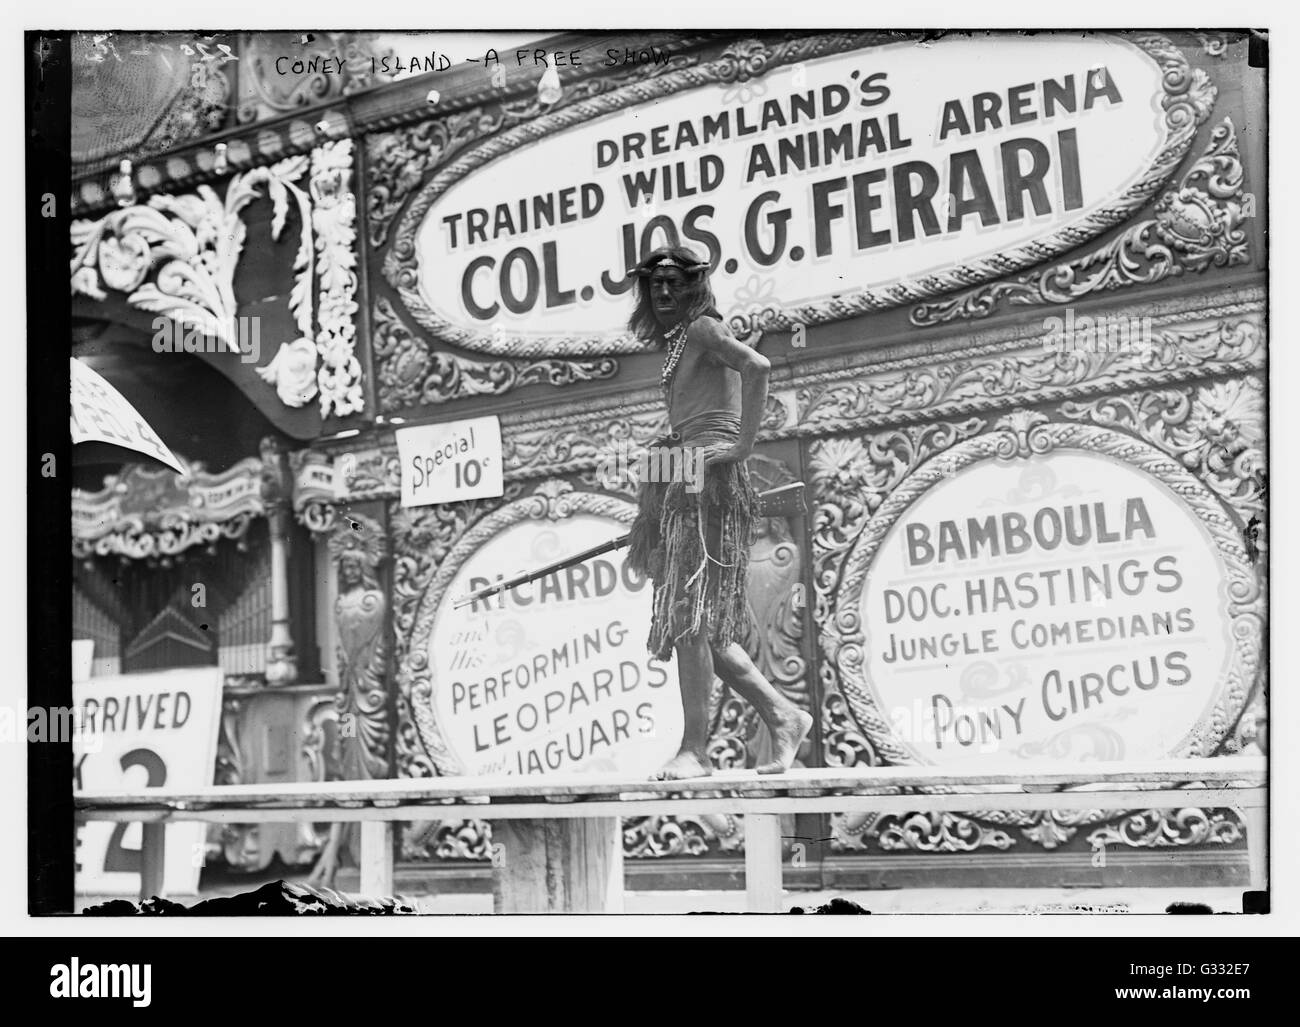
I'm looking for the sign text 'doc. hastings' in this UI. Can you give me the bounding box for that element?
[858,451,1234,766]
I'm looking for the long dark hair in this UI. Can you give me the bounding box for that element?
[627,245,720,348]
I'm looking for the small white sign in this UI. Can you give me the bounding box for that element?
[74,668,223,896]
[397,415,504,508]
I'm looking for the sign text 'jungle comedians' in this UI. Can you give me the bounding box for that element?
[438,66,1119,320]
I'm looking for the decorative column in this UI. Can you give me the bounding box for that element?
[325,512,391,782]
[261,436,298,685]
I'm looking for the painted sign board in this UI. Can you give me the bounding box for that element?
[829,418,1259,768]
[393,32,1212,355]
[74,668,222,896]
[413,505,682,778]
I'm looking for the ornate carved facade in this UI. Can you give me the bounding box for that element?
[69,30,1265,885]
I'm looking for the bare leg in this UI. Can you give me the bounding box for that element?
[653,632,714,780]
[711,641,813,774]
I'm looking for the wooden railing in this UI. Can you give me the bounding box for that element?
[76,757,1267,912]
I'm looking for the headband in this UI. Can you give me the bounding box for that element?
[633,254,710,277]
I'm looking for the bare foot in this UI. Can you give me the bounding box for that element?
[757,707,814,775]
[653,749,713,781]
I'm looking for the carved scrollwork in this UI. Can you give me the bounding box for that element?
[1193,33,1229,57]
[72,155,312,351]
[872,812,1016,853]
[1059,376,1265,540]
[372,296,618,412]
[502,403,669,482]
[822,692,877,769]
[912,118,1247,326]
[72,455,263,559]
[402,819,494,861]
[1086,808,1244,849]
[624,814,744,858]
[311,140,364,417]
[73,138,364,416]
[810,420,986,669]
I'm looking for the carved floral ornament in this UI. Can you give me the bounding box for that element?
[70,140,363,417]
[774,306,1263,439]
[302,297,1261,532]
[821,412,1263,777]
[371,295,617,413]
[910,117,1250,326]
[381,32,1216,358]
[72,454,264,560]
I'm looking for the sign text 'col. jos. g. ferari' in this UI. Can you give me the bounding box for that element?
[400,33,1208,353]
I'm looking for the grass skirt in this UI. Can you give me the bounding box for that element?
[625,429,758,661]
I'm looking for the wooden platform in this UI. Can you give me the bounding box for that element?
[76,757,1267,912]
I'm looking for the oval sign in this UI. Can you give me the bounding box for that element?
[829,420,1259,768]
[412,508,683,777]
[392,32,1210,356]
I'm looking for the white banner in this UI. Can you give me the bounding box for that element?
[70,358,184,474]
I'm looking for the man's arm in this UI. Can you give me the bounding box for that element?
[689,318,770,461]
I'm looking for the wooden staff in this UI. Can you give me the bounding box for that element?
[451,482,805,610]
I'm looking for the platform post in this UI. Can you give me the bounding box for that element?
[360,821,394,898]
[139,822,166,901]
[1245,801,1268,892]
[745,813,784,912]
[492,818,623,913]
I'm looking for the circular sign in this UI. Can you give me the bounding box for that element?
[414,505,682,777]
[831,419,1260,767]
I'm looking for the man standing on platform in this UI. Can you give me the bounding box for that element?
[624,246,813,780]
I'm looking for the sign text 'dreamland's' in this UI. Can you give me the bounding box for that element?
[414,34,1177,347]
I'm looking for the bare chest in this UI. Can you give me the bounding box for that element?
[665,346,741,423]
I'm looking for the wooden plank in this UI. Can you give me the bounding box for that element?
[139,822,166,901]
[75,786,1269,825]
[493,818,622,913]
[72,756,1268,812]
[744,814,784,913]
[1245,803,1268,892]
[360,821,393,898]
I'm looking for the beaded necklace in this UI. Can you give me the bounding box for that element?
[659,320,690,396]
